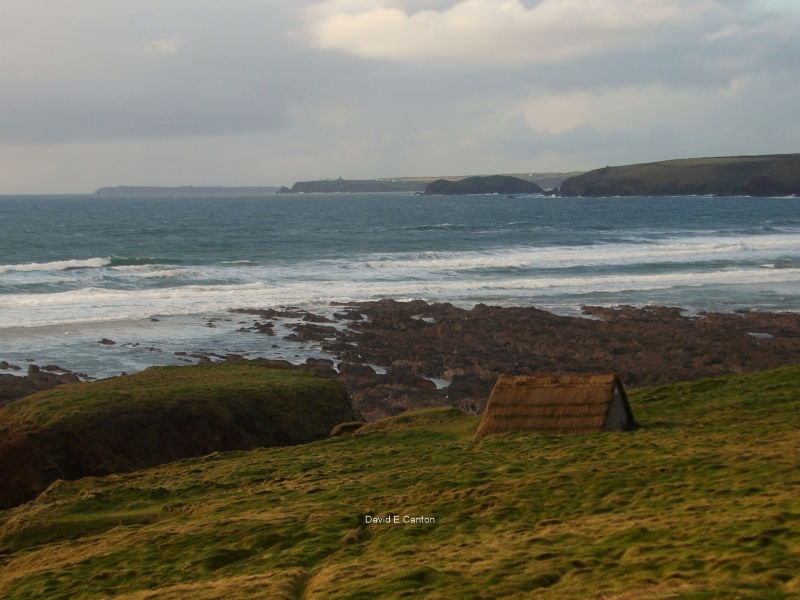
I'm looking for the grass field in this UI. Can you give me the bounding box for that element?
[1,366,799,599]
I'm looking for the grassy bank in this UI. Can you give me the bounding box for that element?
[1,366,799,599]
[0,362,355,508]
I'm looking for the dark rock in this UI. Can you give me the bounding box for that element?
[302,312,334,323]
[98,338,116,345]
[334,311,364,320]
[301,358,337,378]
[0,365,81,408]
[337,362,377,378]
[284,324,340,343]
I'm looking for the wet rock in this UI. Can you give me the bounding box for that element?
[301,358,337,378]
[334,310,364,320]
[237,321,276,335]
[284,324,340,343]
[98,338,116,345]
[302,312,334,323]
[0,365,82,407]
[319,300,800,415]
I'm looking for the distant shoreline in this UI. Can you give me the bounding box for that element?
[95,186,281,196]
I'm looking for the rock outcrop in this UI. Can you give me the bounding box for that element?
[425,175,544,195]
[0,365,81,408]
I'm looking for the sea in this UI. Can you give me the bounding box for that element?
[1,193,799,378]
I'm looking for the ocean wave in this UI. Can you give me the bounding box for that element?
[365,232,800,271]
[0,256,173,274]
[0,257,111,274]
[3,266,800,328]
[401,223,461,231]
[109,256,173,267]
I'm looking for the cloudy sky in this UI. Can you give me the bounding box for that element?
[1,0,798,193]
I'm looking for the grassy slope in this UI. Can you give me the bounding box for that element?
[0,363,355,508]
[1,366,799,599]
[0,363,352,443]
[559,153,800,196]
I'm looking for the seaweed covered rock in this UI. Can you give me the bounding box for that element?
[0,361,357,509]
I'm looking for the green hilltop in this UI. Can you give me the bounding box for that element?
[0,363,356,509]
[559,153,800,197]
[1,365,800,599]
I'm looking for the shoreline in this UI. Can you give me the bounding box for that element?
[3,299,800,420]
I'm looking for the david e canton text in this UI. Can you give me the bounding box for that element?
[364,515,436,525]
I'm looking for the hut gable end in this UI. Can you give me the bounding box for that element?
[474,374,635,439]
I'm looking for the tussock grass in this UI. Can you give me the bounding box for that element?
[1,366,800,598]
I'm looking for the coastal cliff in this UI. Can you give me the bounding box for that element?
[425,175,544,195]
[279,179,425,193]
[559,153,800,196]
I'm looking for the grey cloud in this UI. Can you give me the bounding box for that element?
[0,1,798,192]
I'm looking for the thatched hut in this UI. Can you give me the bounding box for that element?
[474,374,635,439]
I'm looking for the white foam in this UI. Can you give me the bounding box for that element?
[0,257,110,273]
[111,265,189,279]
[3,265,800,328]
[365,232,800,271]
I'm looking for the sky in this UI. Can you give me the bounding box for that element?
[1,0,798,193]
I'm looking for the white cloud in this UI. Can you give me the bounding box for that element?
[304,0,724,65]
[513,84,739,134]
[145,37,184,55]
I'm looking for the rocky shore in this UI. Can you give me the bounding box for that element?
[3,300,800,421]
[239,300,800,420]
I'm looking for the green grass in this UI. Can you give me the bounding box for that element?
[0,362,350,437]
[0,362,356,507]
[1,366,800,599]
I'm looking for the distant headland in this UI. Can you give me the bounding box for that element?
[558,153,800,197]
[278,178,425,194]
[277,172,578,194]
[424,175,545,195]
[95,153,800,198]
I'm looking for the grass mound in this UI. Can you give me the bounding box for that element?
[1,365,799,598]
[0,362,356,509]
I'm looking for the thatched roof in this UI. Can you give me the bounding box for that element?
[474,374,634,439]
